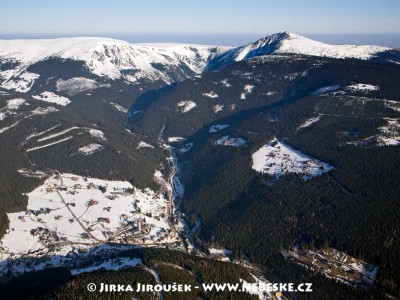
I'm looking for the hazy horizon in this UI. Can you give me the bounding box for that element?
[1,0,400,47]
[0,33,399,48]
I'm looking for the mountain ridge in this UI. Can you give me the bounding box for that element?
[0,37,230,92]
[206,31,397,70]
[1,32,399,93]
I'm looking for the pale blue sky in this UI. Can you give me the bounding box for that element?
[1,0,400,46]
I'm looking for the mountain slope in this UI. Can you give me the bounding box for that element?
[129,52,400,297]
[1,33,400,299]
[0,37,230,92]
[207,32,399,70]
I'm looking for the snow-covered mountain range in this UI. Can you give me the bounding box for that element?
[0,32,399,93]
[0,37,230,92]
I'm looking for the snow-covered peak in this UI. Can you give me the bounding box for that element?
[234,31,295,61]
[207,31,394,70]
[273,32,389,59]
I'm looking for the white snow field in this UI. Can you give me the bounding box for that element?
[56,77,100,95]
[137,141,155,149]
[78,143,104,155]
[203,91,219,98]
[240,84,254,100]
[0,173,181,275]
[5,98,27,110]
[168,136,186,143]
[89,128,106,140]
[0,98,28,120]
[209,248,233,262]
[346,83,380,92]
[30,106,59,115]
[213,104,224,113]
[0,71,39,93]
[377,118,400,146]
[298,116,321,129]
[177,100,196,113]
[252,138,333,180]
[32,91,71,106]
[215,135,246,147]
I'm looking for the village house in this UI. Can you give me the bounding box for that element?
[87,199,99,206]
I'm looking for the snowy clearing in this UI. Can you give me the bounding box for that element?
[0,112,7,121]
[5,98,27,110]
[89,129,106,140]
[209,248,233,262]
[0,71,40,93]
[377,118,400,146]
[252,138,333,180]
[0,98,27,121]
[203,91,219,98]
[177,100,196,113]
[137,141,155,149]
[298,116,321,129]
[111,102,128,113]
[56,77,99,95]
[346,83,379,92]
[213,104,224,113]
[78,143,104,155]
[30,106,59,115]
[209,124,230,133]
[386,100,400,112]
[221,79,232,87]
[179,143,193,154]
[312,84,340,95]
[168,136,186,143]
[215,135,246,147]
[240,84,254,100]
[32,91,71,106]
